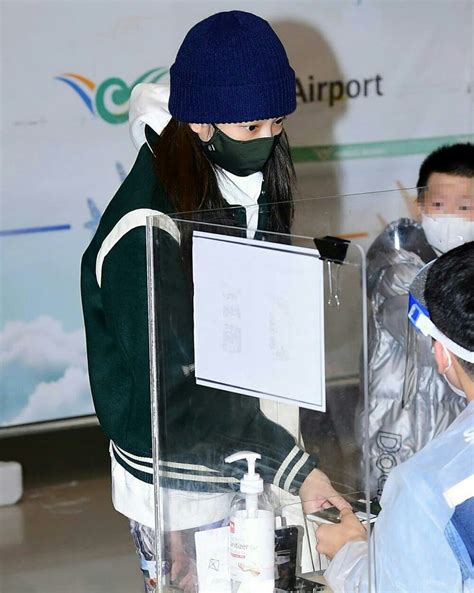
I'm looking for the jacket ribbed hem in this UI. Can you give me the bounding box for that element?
[111,441,317,496]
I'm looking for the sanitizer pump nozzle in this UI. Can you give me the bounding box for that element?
[224,451,275,592]
[225,451,263,518]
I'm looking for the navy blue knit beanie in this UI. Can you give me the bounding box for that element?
[169,11,296,123]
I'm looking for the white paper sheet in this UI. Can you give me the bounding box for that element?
[195,526,231,593]
[192,232,326,412]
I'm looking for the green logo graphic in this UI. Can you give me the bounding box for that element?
[55,67,169,124]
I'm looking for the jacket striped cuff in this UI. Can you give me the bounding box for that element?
[273,446,319,495]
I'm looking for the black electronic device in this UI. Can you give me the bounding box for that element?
[275,525,325,592]
[307,497,381,525]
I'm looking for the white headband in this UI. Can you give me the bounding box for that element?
[408,294,474,363]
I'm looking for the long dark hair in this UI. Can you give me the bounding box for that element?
[147,119,295,232]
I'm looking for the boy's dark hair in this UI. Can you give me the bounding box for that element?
[417,142,474,188]
[425,241,474,378]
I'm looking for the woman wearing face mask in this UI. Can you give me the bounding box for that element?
[81,11,347,592]
[362,143,473,499]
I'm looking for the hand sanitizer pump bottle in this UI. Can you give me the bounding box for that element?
[225,452,275,593]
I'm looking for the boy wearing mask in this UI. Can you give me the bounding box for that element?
[366,143,473,496]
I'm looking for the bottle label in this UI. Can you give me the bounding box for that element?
[229,510,275,583]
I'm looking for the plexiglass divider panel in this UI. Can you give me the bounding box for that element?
[145,186,473,592]
[146,191,374,592]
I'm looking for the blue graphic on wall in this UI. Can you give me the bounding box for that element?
[83,163,125,234]
[115,161,127,182]
[0,161,126,428]
[84,199,102,234]
[0,225,71,237]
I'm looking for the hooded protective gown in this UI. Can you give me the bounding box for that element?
[364,218,467,496]
[326,401,474,593]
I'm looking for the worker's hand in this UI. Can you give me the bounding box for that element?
[299,468,352,514]
[315,508,367,560]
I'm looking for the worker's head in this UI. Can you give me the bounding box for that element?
[424,242,474,400]
[417,143,474,253]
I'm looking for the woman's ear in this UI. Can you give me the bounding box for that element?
[433,340,449,374]
[188,123,213,141]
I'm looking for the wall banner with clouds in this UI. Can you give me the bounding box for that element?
[1,1,473,429]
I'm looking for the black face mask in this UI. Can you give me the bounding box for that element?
[200,126,280,176]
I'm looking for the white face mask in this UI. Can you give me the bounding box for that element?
[441,345,467,399]
[422,214,473,253]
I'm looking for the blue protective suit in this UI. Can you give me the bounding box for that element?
[325,402,474,592]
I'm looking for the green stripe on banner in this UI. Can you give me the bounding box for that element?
[291,134,474,163]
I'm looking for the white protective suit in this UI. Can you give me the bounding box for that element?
[325,401,474,593]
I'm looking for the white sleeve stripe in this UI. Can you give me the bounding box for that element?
[112,442,219,474]
[160,471,239,484]
[113,446,238,484]
[443,474,474,508]
[161,461,219,474]
[284,452,310,492]
[95,209,180,287]
[273,445,300,489]
[113,442,153,463]
[112,444,154,475]
[112,442,220,474]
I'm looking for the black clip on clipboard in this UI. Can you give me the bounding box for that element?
[313,235,350,265]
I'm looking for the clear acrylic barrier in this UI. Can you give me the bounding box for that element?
[146,187,473,592]
[147,190,372,592]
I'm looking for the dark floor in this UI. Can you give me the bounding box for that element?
[1,422,110,488]
[1,423,146,593]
